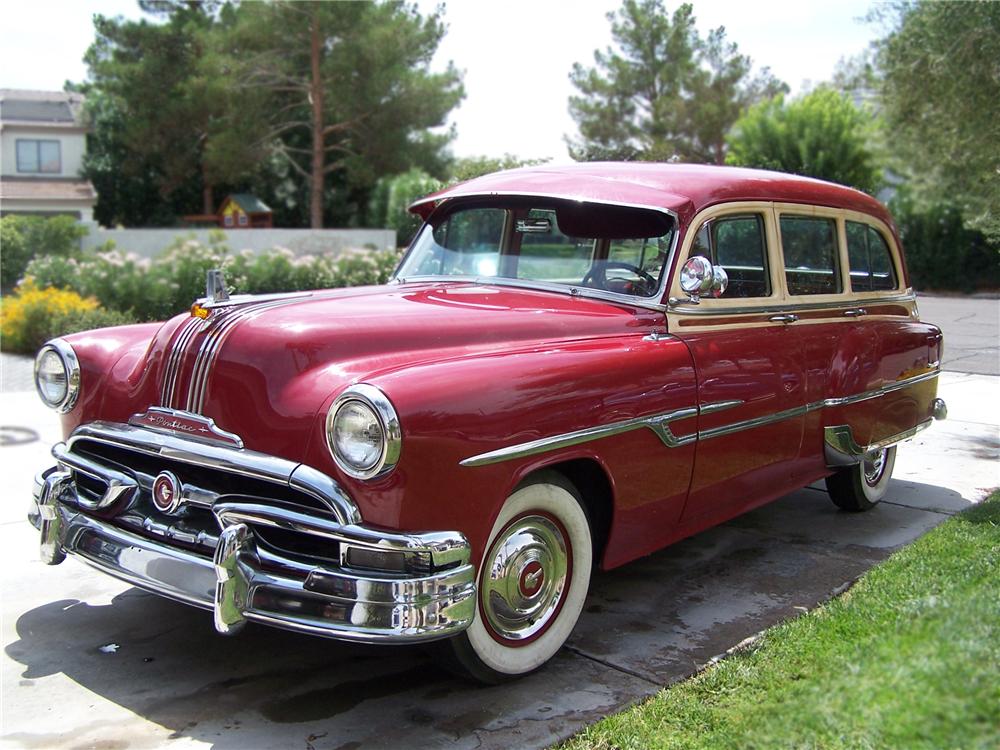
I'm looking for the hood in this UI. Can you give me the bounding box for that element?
[142,282,663,458]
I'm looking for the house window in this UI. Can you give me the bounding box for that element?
[238,213,248,226]
[223,214,234,227]
[16,139,61,174]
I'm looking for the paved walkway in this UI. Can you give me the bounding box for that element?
[1,352,35,393]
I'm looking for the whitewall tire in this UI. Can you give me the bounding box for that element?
[826,445,896,512]
[444,473,592,683]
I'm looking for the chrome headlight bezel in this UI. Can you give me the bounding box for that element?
[34,338,81,413]
[325,384,401,480]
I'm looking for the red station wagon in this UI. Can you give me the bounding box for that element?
[31,164,947,682]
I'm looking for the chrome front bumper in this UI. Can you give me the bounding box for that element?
[31,456,476,644]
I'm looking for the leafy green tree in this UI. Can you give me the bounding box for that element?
[725,87,881,194]
[78,85,199,227]
[219,1,464,228]
[449,154,549,184]
[568,0,785,162]
[83,2,258,217]
[875,1,1000,242]
[370,168,443,247]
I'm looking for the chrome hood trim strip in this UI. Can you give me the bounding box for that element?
[160,295,313,414]
[161,317,202,408]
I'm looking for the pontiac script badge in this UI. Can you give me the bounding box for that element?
[128,407,244,449]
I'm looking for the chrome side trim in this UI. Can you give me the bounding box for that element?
[459,371,939,466]
[824,419,934,467]
[667,291,916,317]
[698,370,941,441]
[65,422,362,525]
[459,406,700,468]
[698,399,744,416]
[820,369,940,408]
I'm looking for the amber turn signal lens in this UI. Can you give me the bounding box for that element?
[191,303,210,319]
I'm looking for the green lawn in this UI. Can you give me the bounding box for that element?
[562,494,1000,750]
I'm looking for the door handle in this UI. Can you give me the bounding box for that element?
[843,308,868,317]
[769,314,799,324]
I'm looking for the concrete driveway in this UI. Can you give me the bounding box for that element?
[2,296,998,750]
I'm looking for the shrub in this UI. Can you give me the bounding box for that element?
[891,193,1000,291]
[0,215,88,292]
[0,280,136,354]
[24,235,404,322]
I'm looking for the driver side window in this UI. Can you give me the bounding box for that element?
[690,214,771,298]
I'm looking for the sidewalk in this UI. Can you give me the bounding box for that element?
[1,351,35,393]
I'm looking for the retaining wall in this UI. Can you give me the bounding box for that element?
[81,227,397,258]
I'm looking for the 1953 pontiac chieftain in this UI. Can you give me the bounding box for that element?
[30,164,946,682]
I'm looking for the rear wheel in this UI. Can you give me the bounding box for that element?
[825,445,896,512]
[443,474,592,683]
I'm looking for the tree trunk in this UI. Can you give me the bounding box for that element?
[309,10,325,229]
[202,180,215,216]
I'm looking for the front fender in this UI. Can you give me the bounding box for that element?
[302,334,698,567]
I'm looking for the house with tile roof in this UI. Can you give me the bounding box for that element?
[0,89,97,222]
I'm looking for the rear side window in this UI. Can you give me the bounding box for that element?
[779,216,841,295]
[690,214,771,298]
[846,221,898,291]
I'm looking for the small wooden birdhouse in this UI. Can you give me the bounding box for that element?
[218,194,273,228]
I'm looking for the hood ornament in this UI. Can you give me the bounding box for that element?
[206,269,230,303]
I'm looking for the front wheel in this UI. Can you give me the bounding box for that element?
[443,474,592,683]
[825,445,896,512]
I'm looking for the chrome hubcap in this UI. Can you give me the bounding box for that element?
[481,514,569,643]
[863,447,888,486]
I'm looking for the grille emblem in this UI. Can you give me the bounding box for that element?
[152,471,183,514]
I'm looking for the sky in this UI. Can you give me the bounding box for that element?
[0,0,885,163]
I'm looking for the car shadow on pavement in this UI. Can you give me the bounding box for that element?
[2,480,977,750]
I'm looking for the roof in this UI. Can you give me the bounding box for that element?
[409,163,892,227]
[224,193,272,213]
[0,178,97,202]
[0,89,87,129]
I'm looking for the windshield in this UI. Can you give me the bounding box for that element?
[395,201,675,299]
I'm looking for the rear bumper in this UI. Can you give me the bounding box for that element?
[32,464,476,644]
[823,397,946,467]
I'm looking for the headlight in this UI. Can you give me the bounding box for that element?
[326,384,401,480]
[34,339,80,413]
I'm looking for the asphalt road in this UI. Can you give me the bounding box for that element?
[1,295,997,749]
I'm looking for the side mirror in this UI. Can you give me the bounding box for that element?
[678,256,728,303]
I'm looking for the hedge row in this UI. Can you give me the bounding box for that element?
[1,228,402,354]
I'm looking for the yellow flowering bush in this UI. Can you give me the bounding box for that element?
[1,280,135,354]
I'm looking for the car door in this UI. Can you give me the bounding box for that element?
[666,204,808,525]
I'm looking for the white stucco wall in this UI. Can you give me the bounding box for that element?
[0,127,87,178]
[81,227,398,258]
